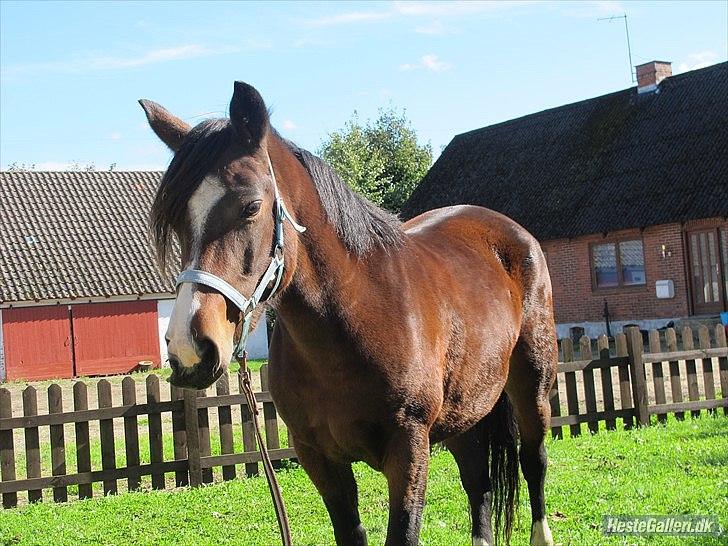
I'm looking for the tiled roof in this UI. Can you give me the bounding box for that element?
[0,171,178,303]
[401,62,728,240]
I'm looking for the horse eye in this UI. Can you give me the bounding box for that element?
[241,200,262,218]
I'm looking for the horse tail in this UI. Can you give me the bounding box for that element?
[484,391,520,545]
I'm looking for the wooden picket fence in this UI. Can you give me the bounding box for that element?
[549,325,728,438]
[1,326,727,508]
[0,364,295,508]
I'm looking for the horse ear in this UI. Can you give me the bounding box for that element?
[229,81,269,149]
[138,99,191,152]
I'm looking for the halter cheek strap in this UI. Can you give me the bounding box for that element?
[175,153,305,358]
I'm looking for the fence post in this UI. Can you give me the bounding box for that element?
[48,384,68,502]
[146,375,165,490]
[0,388,17,509]
[260,364,282,468]
[715,324,728,417]
[170,385,189,487]
[73,381,93,500]
[597,335,616,430]
[649,329,667,424]
[698,326,716,415]
[22,386,42,503]
[666,328,684,420]
[626,327,649,426]
[615,333,634,429]
[98,379,117,496]
[562,338,581,437]
[183,389,203,487]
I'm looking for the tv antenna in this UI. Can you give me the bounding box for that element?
[598,14,635,83]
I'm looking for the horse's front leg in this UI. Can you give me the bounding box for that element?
[383,426,430,546]
[294,438,368,546]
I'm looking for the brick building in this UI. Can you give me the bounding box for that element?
[402,61,728,337]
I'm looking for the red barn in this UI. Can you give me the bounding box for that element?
[0,171,176,381]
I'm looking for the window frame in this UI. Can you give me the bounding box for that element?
[589,237,647,291]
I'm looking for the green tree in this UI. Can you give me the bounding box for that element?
[318,108,432,213]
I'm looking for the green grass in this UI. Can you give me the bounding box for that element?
[1,415,726,545]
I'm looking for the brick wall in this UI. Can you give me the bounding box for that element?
[542,217,728,324]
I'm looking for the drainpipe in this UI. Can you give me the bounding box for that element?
[603,299,612,338]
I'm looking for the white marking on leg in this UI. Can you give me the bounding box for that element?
[166,176,225,367]
[530,518,554,546]
[472,537,490,546]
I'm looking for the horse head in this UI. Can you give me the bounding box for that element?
[140,82,303,389]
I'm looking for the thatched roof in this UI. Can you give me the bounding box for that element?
[402,62,728,241]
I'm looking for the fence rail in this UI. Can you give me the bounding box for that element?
[1,325,727,507]
[0,364,294,508]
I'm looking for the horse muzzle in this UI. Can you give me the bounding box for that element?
[168,337,226,389]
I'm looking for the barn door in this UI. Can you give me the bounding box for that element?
[688,228,727,314]
[72,301,160,376]
[2,306,74,380]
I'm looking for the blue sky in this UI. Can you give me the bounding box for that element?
[1,1,726,170]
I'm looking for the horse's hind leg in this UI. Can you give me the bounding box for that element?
[506,315,557,546]
[294,439,368,546]
[444,420,494,546]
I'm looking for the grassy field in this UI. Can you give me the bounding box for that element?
[1,414,726,546]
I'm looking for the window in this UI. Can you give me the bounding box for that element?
[591,240,645,289]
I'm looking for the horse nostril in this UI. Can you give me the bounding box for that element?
[168,355,182,374]
[197,337,219,368]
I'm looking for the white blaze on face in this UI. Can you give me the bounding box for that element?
[166,176,225,368]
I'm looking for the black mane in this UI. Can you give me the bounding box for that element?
[283,140,404,255]
[149,120,403,268]
[150,118,232,268]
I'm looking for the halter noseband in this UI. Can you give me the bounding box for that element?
[175,154,306,359]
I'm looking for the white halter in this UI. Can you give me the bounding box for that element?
[175,154,306,358]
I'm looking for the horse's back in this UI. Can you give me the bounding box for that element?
[403,204,548,290]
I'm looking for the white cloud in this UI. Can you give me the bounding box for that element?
[676,51,721,74]
[400,54,451,73]
[394,1,536,17]
[560,0,626,18]
[3,43,248,77]
[304,10,392,27]
[304,0,537,28]
[414,20,448,35]
[422,54,450,72]
[282,120,298,130]
[108,132,123,141]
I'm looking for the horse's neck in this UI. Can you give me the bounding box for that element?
[269,139,389,340]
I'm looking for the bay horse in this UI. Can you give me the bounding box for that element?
[140,82,557,546]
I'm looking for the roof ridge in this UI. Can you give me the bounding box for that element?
[454,61,727,142]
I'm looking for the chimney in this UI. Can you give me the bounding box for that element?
[635,60,672,94]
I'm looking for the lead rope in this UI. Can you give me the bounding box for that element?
[237,351,293,546]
